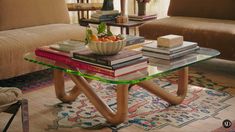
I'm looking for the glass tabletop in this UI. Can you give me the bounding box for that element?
[24,47,220,84]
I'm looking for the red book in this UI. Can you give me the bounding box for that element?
[37,46,70,57]
[35,49,147,77]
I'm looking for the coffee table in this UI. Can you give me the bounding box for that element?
[24,47,219,125]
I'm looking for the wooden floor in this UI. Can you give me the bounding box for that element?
[1,59,235,132]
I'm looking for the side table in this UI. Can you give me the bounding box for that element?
[79,19,145,35]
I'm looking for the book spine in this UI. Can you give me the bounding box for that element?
[90,17,115,22]
[73,53,110,66]
[126,38,145,46]
[37,47,69,57]
[91,14,118,19]
[35,49,71,65]
[71,61,115,77]
[128,16,157,21]
[35,50,115,77]
[96,10,119,15]
[128,14,157,19]
[112,57,148,69]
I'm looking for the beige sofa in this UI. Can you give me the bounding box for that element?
[0,0,86,80]
[139,0,235,61]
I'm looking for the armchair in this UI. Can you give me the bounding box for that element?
[0,87,29,132]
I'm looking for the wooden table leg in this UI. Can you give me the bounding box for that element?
[126,27,129,34]
[120,27,124,34]
[69,74,129,125]
[53,62,187,124]
[137,67,188,105]
[53,69,82,103]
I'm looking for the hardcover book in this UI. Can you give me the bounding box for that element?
[35,49,147,77]
[72,56,148,70]
[142,41,198,54]
[128,14,157,19]
[95,10,119,15]
[125,35,145,46]
[57,40,85,47]
[72,49,143,66]
[143,46,199,60]
[148,53,198,66]
[128,14,157,21]
[91,13,119,19]
[50,44,85,53]
[36,46,70,57]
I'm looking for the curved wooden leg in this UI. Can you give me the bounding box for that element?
[53,69,81,103]
[137,67,188,105]
[69,74,129,125]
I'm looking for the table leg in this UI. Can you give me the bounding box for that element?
[137,67,188,105]
[120,27,124,34]
[126,27,130,34]
[69,74,129,125]
[53,69,82,103]
[134,27,137,36]
[53,62,129,124]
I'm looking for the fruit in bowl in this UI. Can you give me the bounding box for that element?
[85,23,126,55]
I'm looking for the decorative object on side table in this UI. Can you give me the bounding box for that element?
[101,0,114,10]
[136,0,151,16]
[85,23,126,55]
[116,0,129,23]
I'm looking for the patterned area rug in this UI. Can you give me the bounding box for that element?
[0,69,233,131]
[46,80,232,131]
[159,71,229,91]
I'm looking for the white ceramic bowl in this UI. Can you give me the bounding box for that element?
[88,39,126,55]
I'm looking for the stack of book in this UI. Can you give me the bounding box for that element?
[91,10,120,22]
[142,41,199,60]
[72,49,148,77]
[35,44,148,77]
[128,14,157,21]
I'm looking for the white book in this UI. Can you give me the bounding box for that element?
[50,44,86,53]
[57,40,85,48]
[143,46,199,60]
[148,53,198,66]
[142,41,198,54]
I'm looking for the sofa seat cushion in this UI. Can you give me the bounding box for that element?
[139,16,235,60]
[0,24,86,79]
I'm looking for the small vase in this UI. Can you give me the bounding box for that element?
[137,2,146,16]
[101,0,114,11]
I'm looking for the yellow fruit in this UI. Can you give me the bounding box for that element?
[91,34,99,41]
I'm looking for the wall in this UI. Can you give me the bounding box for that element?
[66,0,170,23]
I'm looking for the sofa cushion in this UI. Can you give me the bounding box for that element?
[0,0,70,31]
[139,16,235,60]
[168,0,235,20]
[0,24,86,79]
